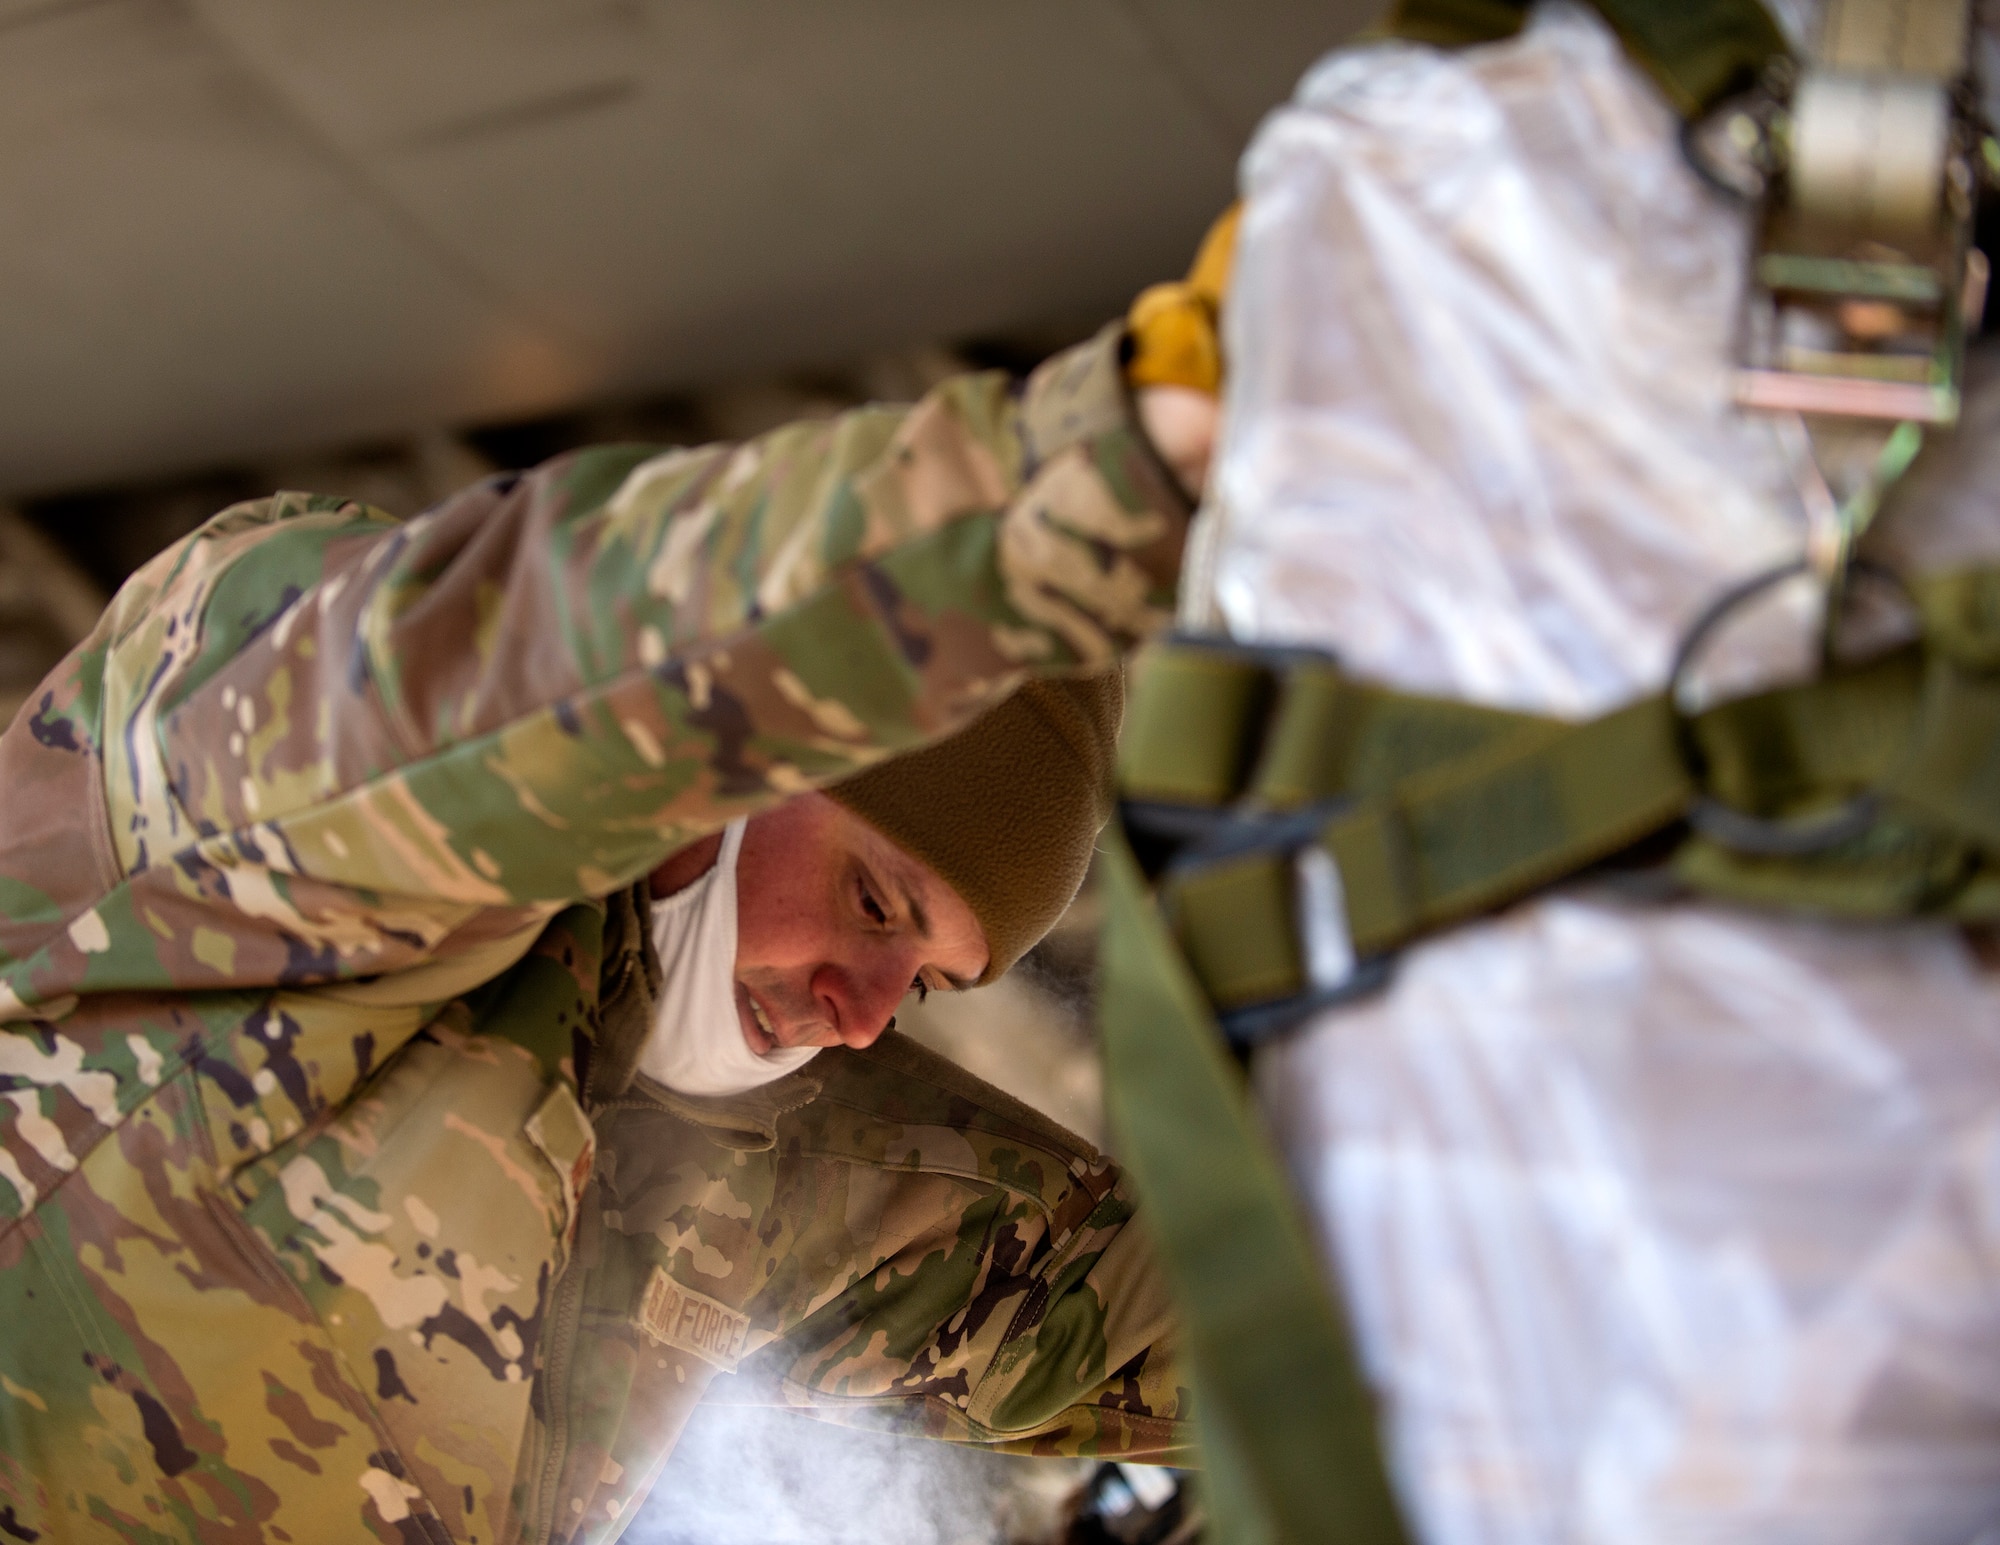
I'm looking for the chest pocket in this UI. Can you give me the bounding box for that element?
[234,1005,593,1544]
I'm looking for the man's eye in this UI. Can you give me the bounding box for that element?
[860,883,888,925]
[910,977,930,1003]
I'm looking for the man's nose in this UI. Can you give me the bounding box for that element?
[813,958,911,1049]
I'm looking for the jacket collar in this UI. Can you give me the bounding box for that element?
[610,1066,824,1151]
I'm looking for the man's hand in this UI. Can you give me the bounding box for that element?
[1136,384,1219,501]
[1126,204,1236,502]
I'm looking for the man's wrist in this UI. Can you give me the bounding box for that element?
[1134,384,1218,504]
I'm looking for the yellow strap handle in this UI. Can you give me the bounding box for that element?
[1126,203,1240,395]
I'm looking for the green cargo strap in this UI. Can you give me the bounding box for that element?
[1373,0,1790,116]
[1102,571,2000,1544]
[1367,0,1531,49]
[1123,645,1551,813]
[1122,590,2000,1027]
[1099,829,1411,1545]
[1889,649,2000,850]
[1586,0,1790,116]
[1893,569,2000,848]
[1167,695,1686,1013]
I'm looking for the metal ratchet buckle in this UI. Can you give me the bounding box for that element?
[1668,556,1914,856]
[1726,2,1990,425]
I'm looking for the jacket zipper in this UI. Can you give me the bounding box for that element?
[528,888,640,1540]
[525,1211,591,1545]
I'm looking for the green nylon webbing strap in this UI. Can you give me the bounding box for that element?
[1683,645,1923,812]
[1367,0,1530,48]
[1666,644,2000,917]
[1586,0,1790,116]
[1119,646,1289,807]
[1167,695,1688,1011]
[1373,0,1789,116]
[1889,569,2000,849]
[1121,647,1549,812]
[1888,654,2000,848]
[1103,574,2000,1544]
[1098,830,1411,1545]
[1125,618,2000,1016]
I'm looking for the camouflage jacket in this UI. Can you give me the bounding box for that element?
[0,326,1195,1543]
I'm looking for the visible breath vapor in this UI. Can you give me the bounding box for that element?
[626,1398,1089,1545]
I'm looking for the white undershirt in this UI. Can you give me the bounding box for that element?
[633,819,819,1097]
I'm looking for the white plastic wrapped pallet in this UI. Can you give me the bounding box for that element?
[1205,6,2000,1541]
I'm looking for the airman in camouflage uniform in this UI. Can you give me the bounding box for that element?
[0,324,1197,1543]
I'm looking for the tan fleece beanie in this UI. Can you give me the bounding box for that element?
[829,672,1123,982]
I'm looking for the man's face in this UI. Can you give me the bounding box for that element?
[653,792,988,1057]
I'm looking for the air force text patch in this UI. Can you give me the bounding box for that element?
[637,1267,751,1371]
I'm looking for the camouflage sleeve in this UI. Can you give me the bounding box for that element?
[765,1181,1194,1463]
[173,324,1185,901]
[711,1034,1195,1463]
[0,327,1185,1012]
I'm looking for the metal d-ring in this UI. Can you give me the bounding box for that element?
[1668,556,1908,859]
